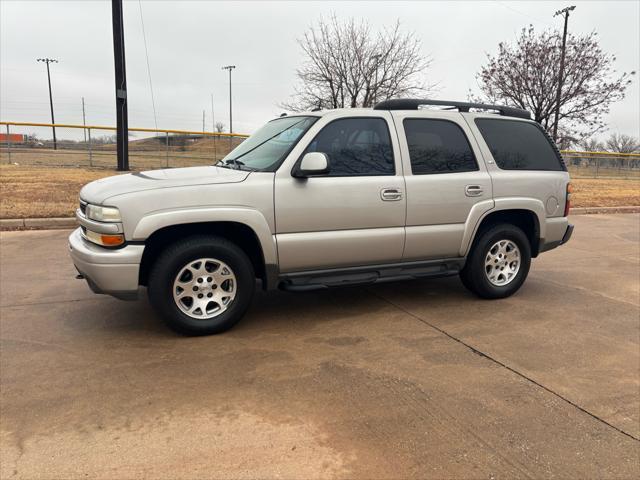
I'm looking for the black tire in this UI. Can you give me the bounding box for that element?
[460,223,531,299]
[147,235,255,335]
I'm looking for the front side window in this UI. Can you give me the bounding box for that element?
[404,119,478,174]
[221,116,318,171]
[475,118,565,171]
[303,117,395,176]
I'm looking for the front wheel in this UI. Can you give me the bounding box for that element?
[148,236,255,335]
[460,223,531,299]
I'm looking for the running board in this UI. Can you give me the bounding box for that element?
[278,258,465,292]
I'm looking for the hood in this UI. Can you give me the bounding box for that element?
[80,166,250,204]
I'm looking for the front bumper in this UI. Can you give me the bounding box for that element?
[68,228,144,300]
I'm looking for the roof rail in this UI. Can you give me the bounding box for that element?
[373,98,531,120]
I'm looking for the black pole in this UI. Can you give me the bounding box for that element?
[552,6,575,143]
[229,68,232,134]
[45,62,57,150]
[112,0,129,171]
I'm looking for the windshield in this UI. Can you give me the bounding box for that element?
[220,116,317,171]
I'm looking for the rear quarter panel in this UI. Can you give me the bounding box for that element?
[462,113,571,251]
[462,112,570,219]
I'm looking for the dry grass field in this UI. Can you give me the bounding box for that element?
[1,164,639,219]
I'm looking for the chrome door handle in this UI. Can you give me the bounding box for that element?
[380,188,403,201]
[465,185,484,197]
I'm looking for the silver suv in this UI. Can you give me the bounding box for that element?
[69,99,574,335]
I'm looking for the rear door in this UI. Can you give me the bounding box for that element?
[394,111,493,260]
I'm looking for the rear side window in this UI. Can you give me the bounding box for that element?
[475,119,565,171]
[304,117,395,176]
[403,119,478,174]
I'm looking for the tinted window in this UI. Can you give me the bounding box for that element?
[304,118,394,176]
[475,119,564,171]
[404,119,477,174]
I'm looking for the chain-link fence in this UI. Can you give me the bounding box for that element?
[0,122,247,170]
[562,150,639,178]
[1,121,639,177]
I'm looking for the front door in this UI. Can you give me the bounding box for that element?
[274,113,406,272]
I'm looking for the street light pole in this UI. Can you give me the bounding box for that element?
[552,5,576,143]
[37,58,58,150]
[222,65,236,134]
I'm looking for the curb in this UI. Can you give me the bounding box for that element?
[1,207,639,231]
[1,217,77,231]
[570,206,640,215]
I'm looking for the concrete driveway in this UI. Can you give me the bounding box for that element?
[1,214,638,479]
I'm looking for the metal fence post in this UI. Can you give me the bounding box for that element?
[165,131,169,168]
[626,157,631,178]
[88,128,93,167]
[5,124,11,164]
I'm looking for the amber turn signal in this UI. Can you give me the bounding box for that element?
[84,229,124,247]
[100,234,125,246]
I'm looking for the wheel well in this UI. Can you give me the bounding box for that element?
[138,222,266,287]
[473,209,540,257]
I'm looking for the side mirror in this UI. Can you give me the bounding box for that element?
[293,152,330,178]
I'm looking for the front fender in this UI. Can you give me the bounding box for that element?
[132,207,278,266]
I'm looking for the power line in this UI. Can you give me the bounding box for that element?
[493,1,553,26]
[138,0,158,132]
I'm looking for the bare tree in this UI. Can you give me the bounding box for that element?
[283,16,433,111]
[215,121,226,133]
[605,133,640,153]
[473,26,634,142]
[578,136,605,152]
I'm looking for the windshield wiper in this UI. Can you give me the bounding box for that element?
[217,158,255,171]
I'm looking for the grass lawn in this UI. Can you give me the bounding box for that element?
[1,164,639,219]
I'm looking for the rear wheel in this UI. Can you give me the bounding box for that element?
[460,223,531,299]
[148,236,255,335]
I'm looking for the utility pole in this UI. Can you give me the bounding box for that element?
[111,0,129,171]
[552,5,576,143]
[202,109,205,133]
[81,97,87,143]
[36,58,58,150]
[222,65,236,134]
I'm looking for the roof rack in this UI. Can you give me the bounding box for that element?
[373,98,531,120]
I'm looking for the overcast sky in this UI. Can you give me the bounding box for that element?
[1,0,638,141]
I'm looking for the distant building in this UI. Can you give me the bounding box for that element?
[0,133,26,145]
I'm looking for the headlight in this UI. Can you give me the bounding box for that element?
[85,204,121,222]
